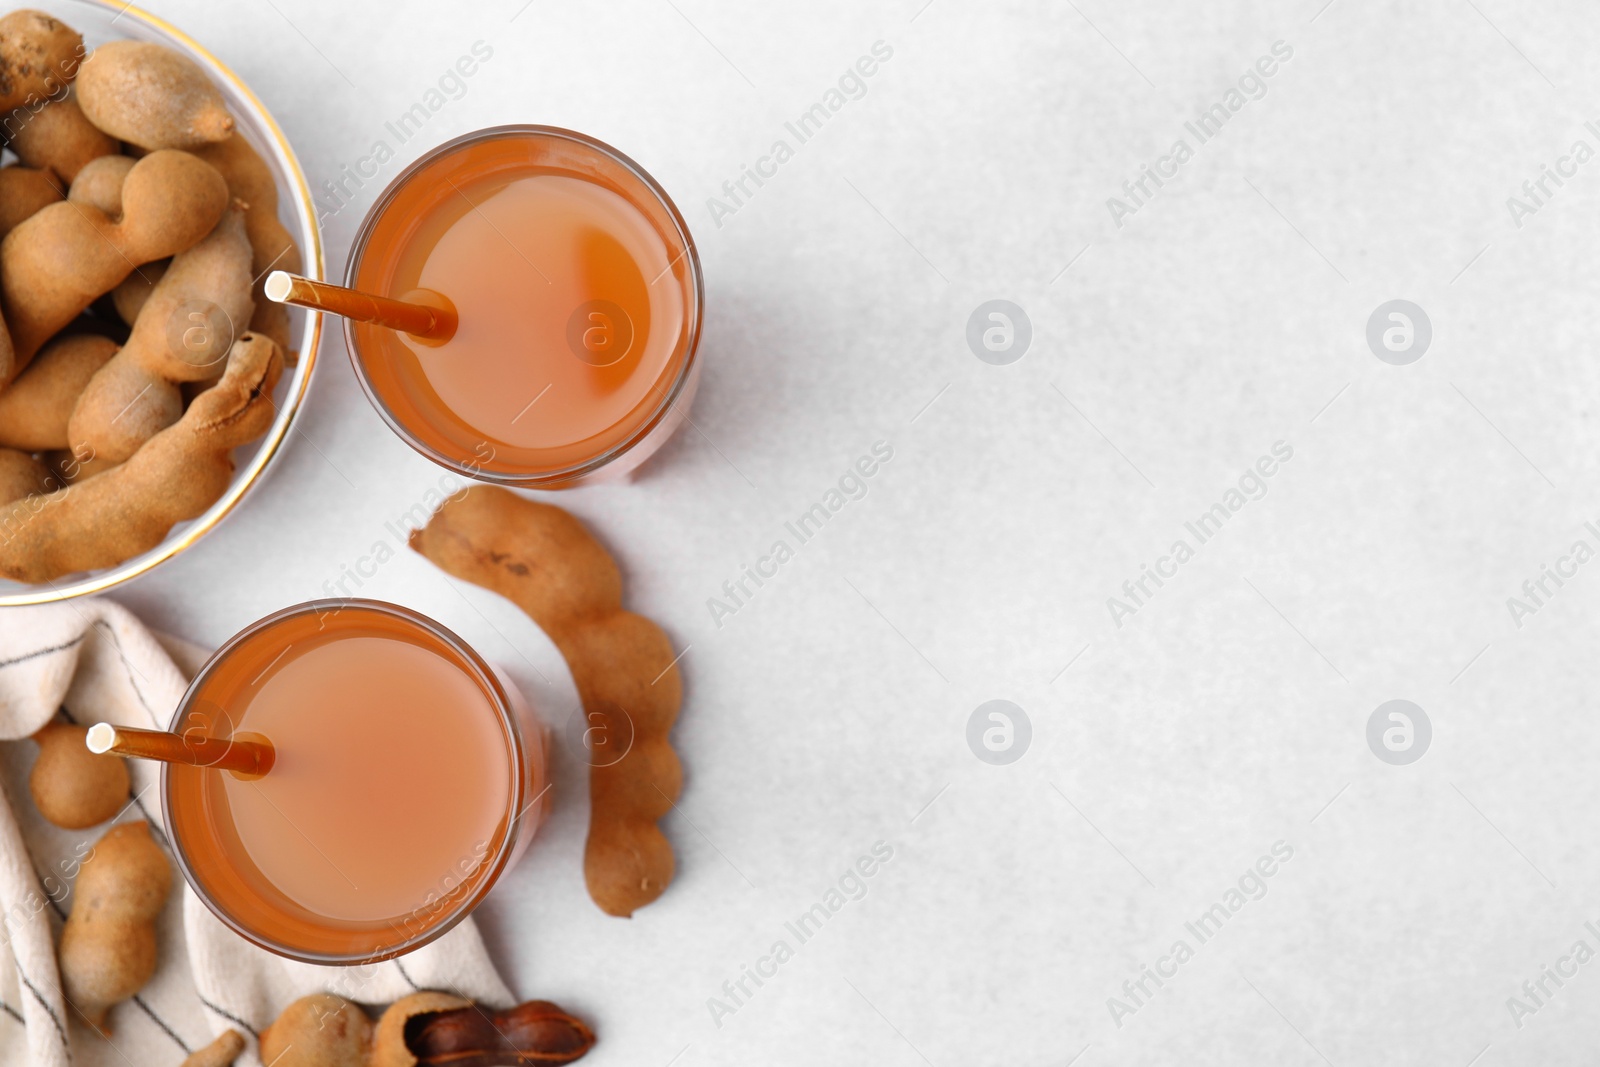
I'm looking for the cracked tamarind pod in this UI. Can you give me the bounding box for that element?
[58,820,171,1036]
[371,992,596,1067]
[0,148,228,382]
[0,332,282,583]
[409,486,683,917]
[68,206,254,466]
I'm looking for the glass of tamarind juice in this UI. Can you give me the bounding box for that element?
[344,125,704,488]
[161,599,548,965]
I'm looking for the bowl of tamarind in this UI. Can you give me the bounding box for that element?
[0,1,323,604]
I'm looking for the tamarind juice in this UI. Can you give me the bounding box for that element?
[163,601,543,964]
[347,126,703,488]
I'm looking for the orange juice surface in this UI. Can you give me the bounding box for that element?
[350,131,697,480]
[166,604,519,960]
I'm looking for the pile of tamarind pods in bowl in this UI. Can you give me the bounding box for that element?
[0,1,323,605]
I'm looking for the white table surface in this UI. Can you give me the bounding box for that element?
[104,0,1600,1063]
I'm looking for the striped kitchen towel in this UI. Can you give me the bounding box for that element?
[0,598,515,1067]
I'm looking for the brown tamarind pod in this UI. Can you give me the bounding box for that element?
[0,163,63,240]
[0,148,228,381]
[260,993,372,1067]
[409,487,682,917]
[0,10,83,114]
[58,821,171,1035]
[67,206,254,466]
[67,153,135,216]
[372,993,595,1067]
[0,332,282,583]
[10,92,116,182]
[76,40,233,149]
[29,721,129,828]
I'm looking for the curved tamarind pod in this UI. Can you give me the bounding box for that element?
[0,148,228,380]
[76,40,233,149]
[191,133,301,276]
[68,207,254,465]
[0,163,62,239]
[10,91,116,182]
[67,152,134,216]
[68,357,182,468]
[0,332,282,583]
[0,10,83,113]
[58,821,171,1035]
[409,486,682,917]
[191,134,301,350]
[128,206,253,381]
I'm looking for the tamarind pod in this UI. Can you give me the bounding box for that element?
[67,153,135,216]
[0,332,282,583]
[110,258,167,326]
[0,10,83,114]
[0,446,51,505]
[10,91,116,182]
[58,821,171,1035]
[29,721,129,828]
[191,134,301,276]
[260,994,373,1067]
[0,333,116,450]
[68,358,182,467]
[369,991,469,1067]
[0,163,63,240]
[42,444,109,486]
[76,40,233,149]
[68,206,253,466]
[191,134,301,350]
[405,999,596,1066]
[409,487,682,917]
[0,148,228,379]
[369,992,596,1067]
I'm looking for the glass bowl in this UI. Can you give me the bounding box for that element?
[0,0,323,606]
